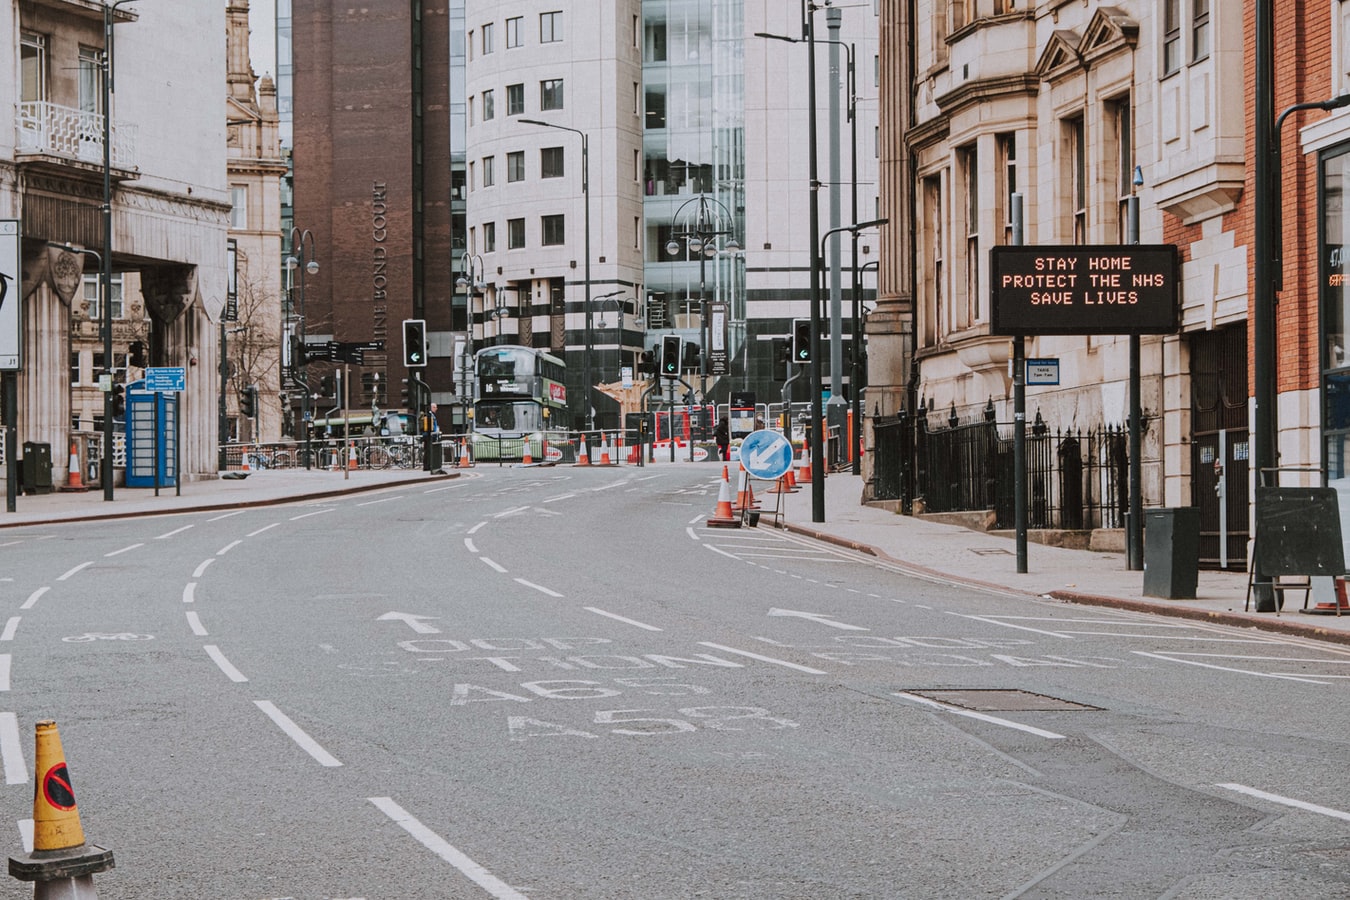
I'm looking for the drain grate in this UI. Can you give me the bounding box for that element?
[904,688,1101,712]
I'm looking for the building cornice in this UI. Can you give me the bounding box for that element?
[934,74,1040,117]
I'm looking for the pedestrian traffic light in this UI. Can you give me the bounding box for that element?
[660,335,683,377]
[403,318,427,367]
[239,384,257,418]
[792,318,812,364]
[128,341,146,368]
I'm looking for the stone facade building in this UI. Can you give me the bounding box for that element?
[2,1,229,486]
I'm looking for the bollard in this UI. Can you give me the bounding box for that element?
[8,721,113,899]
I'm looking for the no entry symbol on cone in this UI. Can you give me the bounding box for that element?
[42,763,76,810]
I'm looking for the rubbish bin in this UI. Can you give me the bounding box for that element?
[1143,507,1200,599]
[21,442,53,495]
[427,440,443,471]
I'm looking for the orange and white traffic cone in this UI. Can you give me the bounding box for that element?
[458,441,473,468]
[60,440,87,492]
[8,720,114,896]
[599,434,612,466]
[734,465,758,512]
[797,442,812,484]
[576,436,591,466]
[706,465,741,528]
[348,442,358,470]
[242,449,252,473]
[521,443,534,465]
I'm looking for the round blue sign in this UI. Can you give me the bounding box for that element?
[738,429,795,481]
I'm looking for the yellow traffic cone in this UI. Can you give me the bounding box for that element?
[9,720,114,895]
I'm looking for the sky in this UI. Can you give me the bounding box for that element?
[249,0,277,81]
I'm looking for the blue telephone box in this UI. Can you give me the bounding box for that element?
[124,380,178,488]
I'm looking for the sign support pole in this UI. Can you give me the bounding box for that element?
[1127,193,1143,570]
[3,373,15,513]
[1011,193,1027,574]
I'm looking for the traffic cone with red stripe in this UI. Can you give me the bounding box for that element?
[576,435,591,466]
[734,465,759,512]
[458,441,473,468]
[706,465,741,528]
[8,720,114,897]
[521,442,534,465]
[348,441,358,470]
[599,434,612,466]
[797,441,812,484]
[59,440,87,492]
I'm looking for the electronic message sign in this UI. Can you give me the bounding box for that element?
[990,244,1179,336]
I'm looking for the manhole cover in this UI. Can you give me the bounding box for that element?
[905,689,1101,712]
[970,547,1013,556]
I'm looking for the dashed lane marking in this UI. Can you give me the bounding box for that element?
[254,700,341,767]
[893,691,1065,740]
[1218,783,1350,823]
[247,523,279,537]
[185,611,207,636]
[0,712,25,784]
[104,543,143,557]
[584,608,663,631]
[697,642,828,675]
[155,525,194,540]
[368,797,524,899]
[204,645,247,682]
[207,510,246,522]
[192,558,215,578]
[56,562,92,581]
[514,578,562,598]
[20,588,46,611]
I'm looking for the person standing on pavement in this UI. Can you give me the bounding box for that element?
[715,417,730,461]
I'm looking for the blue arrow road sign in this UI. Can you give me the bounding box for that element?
[739,429,795,481]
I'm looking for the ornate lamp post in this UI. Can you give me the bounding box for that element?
[664,195,741,407]
[285,228,319,469]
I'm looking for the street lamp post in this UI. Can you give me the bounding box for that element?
[286,228,319,469]
[856,260,879,477]
[456,253,485,432]
[664,195,741,408]
[519,118,591,431]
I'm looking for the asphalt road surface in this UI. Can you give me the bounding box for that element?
[1,465,1348,898]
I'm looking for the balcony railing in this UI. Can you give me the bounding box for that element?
[16,101,137,170]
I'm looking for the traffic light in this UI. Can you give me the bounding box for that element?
[772,339,790,380]
[792,318,812,364]
[319,375,335,398]
[129,341,146,368]
[660,335,683,378]
[681,341,700,372]
[638,349,656,375]
[239,384,257,418]
[403,318,428,367]
[110,384,125,419]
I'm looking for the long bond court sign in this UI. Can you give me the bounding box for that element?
[990,244,1180,336]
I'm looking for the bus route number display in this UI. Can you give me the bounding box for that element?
[990,244,1179,336]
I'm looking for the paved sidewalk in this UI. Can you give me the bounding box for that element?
[4,461,1350,645]
[767,470,1350,645]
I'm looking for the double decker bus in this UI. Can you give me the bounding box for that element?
[471,345,570,460]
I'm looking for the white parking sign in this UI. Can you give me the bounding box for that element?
[0,220,19,371]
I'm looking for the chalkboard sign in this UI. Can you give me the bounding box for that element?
[1253,487,1346,576]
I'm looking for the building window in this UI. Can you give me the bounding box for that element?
[1113,97,1134,243]
[507,218,526,250]
[645,21,667,62]
[230,185,248,229]
[541,146,565,178]
[541,214,565,246]
[645,88,667,129]
[961,145,979,327]
[540,79,564,111]
[507,150,525,182]
[482,88,494,121]
[1068,116,1087,244]
[483,221,496,253]
[78,46,103,117]
[1162,0,1181,76]
[540,11,562,43]
[952,0,973,32]
[70,352,82,386]
[1191,0,1210,62]
[506,83,524,116]
[20,32,47,103]
[482,22,494,55]
[83,273,123,321]
[506,16,522,49]
[922,176,944,345]
[997,132,1016,246]
[482,155,495,187]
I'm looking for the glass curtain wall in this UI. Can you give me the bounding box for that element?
[643,0,746,399]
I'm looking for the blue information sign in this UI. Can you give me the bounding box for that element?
[738,429,795,481]
[144,367,186,393]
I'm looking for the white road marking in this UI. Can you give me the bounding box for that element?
[0,619,18,642]
[1218,783,1350,822]
[204,645,248,682]
[289,508,334,521]
[377,612,441,634]
[358,496,399,506]
[0,541,23,547]
[704,545,743,562]
[493,506,531,518]
[246,523,279,537]
[697,642,828,674]
[0,712,25,784]
[192,558,215,578]
[514,578,562,598]
[185,611,208,636]
[768,608,869,631]
[424,484,461,494]
[541,493,576,502]
[155,525,194,539]
[104,543,143,557]
[480,558,507,573]
[468,521,487,534]
[369,797,525,899]
[893,691,1065,739]
[0,656,12,691]
[464,538,478,554]
[1133,651,1333,684]
[216,540,242,556]
[207,510,246,522]
[18,819,31,854]
[686,527,701,540]
[56,562,93,581]
[253,700,342,767]
[950,613,1077,638]
[584,607,663,631]
[20,588,46,611]
[182,583,197,604]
